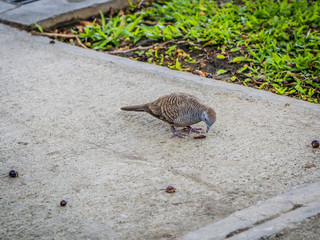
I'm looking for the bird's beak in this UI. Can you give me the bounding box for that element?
[206,125,211,133]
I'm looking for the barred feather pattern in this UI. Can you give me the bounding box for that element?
[121,92,215,128]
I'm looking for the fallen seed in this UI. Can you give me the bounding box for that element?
[60,200,67,207]
[9,170,19,178]
[166,186,176,193]
[311,140,319,148]
[194,134,207,139]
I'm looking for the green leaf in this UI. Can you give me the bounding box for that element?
[165,45,177,56]
[34,23,43,33]
[127,16,142,32]
[295,85,307,94]
[232,56,253,63]
[230,47,241,52]
[272,53,282,65]
[135,51,145,56]
[99,11,106,32]
[237,65,248,73]
[217,54,226,59]
[216,69,227,75]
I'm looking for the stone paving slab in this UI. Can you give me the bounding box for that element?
[0,0,132,29]
[266,213,320,240]
[183,181,320,240]
[230,199,320,240]
[0,23,319,240]
[0,1,16,14]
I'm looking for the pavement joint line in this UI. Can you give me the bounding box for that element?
[182,181,320,240]
[0,1,18,14]
[0,0,134,29]
[228,199,320,240]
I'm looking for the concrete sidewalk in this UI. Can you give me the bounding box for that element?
[0,0,131,29]
[0,23,319,239]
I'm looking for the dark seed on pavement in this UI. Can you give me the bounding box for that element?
[166,186,176,193]
[50,40,55,44]
[206,73,213,78]
[60,200,67,206]
[311,140,319,148]
[9,170,19,178]
[194,134,207,139]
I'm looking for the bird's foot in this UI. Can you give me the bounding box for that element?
[171,131,186,138]
[170,126,186,138]
[183,126,202,134]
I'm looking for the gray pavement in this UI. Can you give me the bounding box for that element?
[266,213,320,240]
[0,20,320,240]
[0,0,131,29]
[183,181,320,240]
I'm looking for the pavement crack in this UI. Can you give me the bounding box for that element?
[111,151,221,193]
[0,4,20,15]
[168,169,222,193]
[111,149,147,161]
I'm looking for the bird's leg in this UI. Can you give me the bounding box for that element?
[170,126,186,138]
[182,126,202,133]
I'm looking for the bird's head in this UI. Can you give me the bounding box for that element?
[201,107,216,133]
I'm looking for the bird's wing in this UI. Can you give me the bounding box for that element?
[145,95,174,125]
[147,93,198,125]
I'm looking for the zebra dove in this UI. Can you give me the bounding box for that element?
[121,92,216,138]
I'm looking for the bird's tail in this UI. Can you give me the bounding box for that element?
[120,104,148,112]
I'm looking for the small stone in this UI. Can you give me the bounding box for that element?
[60,200,67,207]
[206,73,213,78]
[166,186,176,193]
[193,70,202,75]
[311,140,319,148]
[285,103,290,107]
[50,40,55,44]
[9,170,19,178]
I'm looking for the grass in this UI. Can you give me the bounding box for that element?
[43,0,320,103]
